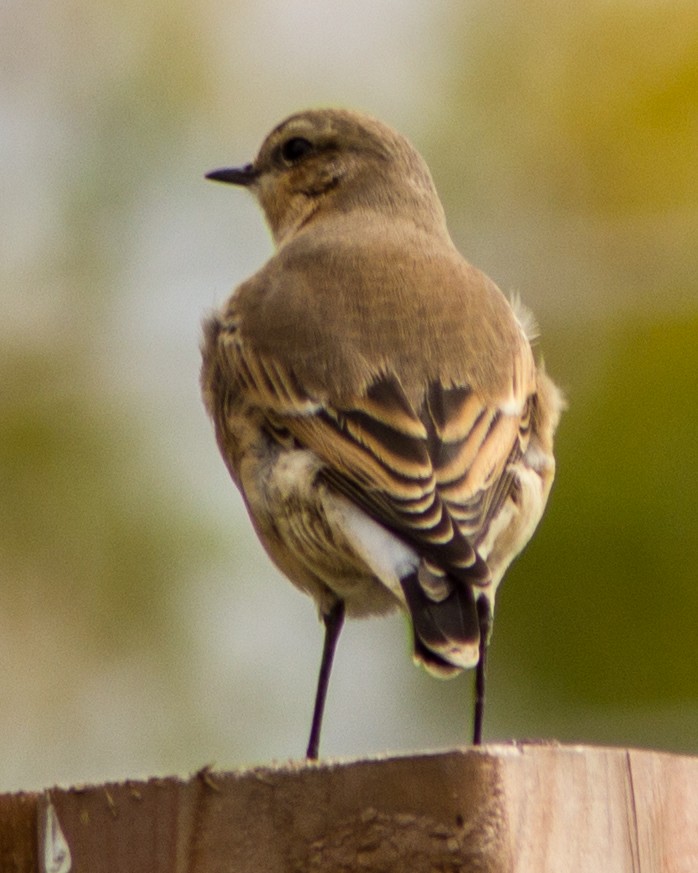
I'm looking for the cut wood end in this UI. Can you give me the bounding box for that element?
[1,745,696,873]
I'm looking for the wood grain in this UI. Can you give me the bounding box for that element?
[1,745,696,872]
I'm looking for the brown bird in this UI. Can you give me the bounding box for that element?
[201,108,563,759]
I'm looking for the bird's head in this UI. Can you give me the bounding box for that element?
[206,108,447,245]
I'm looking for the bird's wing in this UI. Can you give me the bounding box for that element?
[215,317,535,670]
[223,319,534,580]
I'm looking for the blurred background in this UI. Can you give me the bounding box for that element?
[1,0,697,792]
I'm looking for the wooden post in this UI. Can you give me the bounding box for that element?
[1,744,697,872]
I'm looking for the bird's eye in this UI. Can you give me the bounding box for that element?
[280,137,314,164]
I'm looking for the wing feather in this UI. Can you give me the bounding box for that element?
[221,322,535,591]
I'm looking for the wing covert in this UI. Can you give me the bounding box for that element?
[223,324,534,587]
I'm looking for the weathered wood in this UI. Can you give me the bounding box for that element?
[1,745,696,872]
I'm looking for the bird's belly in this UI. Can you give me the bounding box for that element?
[238,440,402,618]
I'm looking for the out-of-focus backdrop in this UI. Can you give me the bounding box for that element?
[2,0,697,791]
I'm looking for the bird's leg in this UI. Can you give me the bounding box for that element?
[472,596,492,746]
[306,599,345,760]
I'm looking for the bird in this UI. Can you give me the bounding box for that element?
[201,108,563,760]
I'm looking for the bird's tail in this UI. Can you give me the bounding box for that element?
[400,559,486,677]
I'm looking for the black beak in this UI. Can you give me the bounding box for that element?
[205,163,258,186]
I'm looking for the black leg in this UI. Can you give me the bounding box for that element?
[306,599,345,760]
[472,596,491,746]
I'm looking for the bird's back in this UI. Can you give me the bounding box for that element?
[227,215,531,410]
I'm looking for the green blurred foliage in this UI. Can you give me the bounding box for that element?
[500,315,698,701]
[57,2,215,298]
[1,2,216,656]
[431,1,698,318]
[438,0,698,213]
[0,348,206,657]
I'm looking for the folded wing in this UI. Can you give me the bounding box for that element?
[216,318,535,672]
